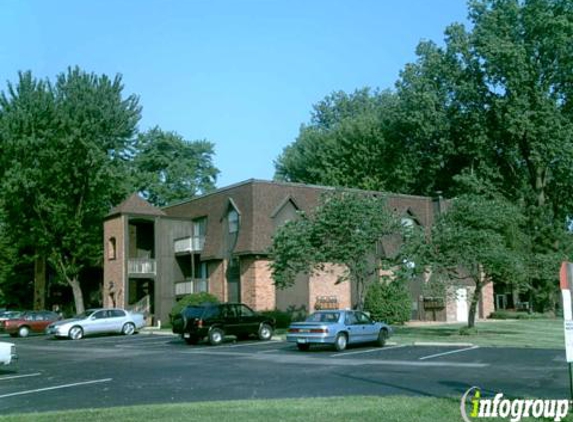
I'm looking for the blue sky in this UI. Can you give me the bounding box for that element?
[1,1,469,187]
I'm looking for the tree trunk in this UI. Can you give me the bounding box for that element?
[467,280,482,329]
[69,277,85,315]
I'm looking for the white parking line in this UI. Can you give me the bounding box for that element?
[330,345,406,358]
[216,341,281,349]
[419,345,479,361]
[0,378,112,399]
[0,373,41,381]
[179,341,280,353]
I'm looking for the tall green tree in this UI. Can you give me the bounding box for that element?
[132,127,219,207]
[430,194,527,327]
[270,191,403,309]
[274,89,414,192]
[0,68,141,314]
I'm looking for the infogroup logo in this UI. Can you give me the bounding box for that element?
[460,387,570,422]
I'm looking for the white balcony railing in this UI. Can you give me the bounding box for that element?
[175,278,208,296]
[174,236,205,254]
[128,258,156,275]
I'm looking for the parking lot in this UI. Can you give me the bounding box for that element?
[0,332,569,414]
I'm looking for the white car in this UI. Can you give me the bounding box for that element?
[0,341,17,366]
[46,308,146,340]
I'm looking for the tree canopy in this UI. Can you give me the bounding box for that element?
[132,127,219,207]
[270,191,403,309]
[274,0,573,312]
[0,68,141,313]
[0,68,220,312]
[430,194,528,327]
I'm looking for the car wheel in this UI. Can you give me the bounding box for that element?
[296,343,310,351]
[68,325,84,340]
[122,322,136,336]
[208,328,224,346]
[18,326,31,338]
[377,329,388,347]
[334,333,348,352]
[258,323,273,341]
[184,336,199,345]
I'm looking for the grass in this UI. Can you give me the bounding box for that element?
[393,319,565,349]
[0,395,512,422]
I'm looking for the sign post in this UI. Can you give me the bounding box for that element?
[560,262,573,400]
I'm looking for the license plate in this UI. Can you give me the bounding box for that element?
[184,333,190,338]
[297,338,307,344]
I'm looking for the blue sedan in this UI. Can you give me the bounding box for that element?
[286,310,392,352]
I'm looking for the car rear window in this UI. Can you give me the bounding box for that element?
[183,306,207,318]
[306,312,340,323]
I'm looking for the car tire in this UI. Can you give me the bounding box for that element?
[376,329,388,347]
[68,325,84,340]
[296,343,310,351]
[184,336,199,345]
[334,333,348,352]
[258,323,273,341]
[18,326,31,338]
[208,327,224,346]
[122,322,136,336]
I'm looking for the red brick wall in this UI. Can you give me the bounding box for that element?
[240,257,276,311]
[308,264,351,311]
[207,260,226,302]
[103,216,126,308]
[480,281,495,319]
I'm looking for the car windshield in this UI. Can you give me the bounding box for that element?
[0,311,22,320]
[305,312,340,323]
[75,310,96,319]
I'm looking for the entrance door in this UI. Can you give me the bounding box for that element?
[456,288,468,322]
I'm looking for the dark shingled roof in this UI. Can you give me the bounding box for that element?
[106,193,166,218]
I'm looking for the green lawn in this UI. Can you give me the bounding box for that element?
[393,319,565,349]
[0,396,512,422]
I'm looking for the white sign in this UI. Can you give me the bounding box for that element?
[565,320,573,363]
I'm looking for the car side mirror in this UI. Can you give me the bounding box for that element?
[89,316,96,321]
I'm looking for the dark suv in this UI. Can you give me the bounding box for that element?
[172,303,275,345]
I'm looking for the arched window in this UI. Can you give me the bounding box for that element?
[108,237,117,260]
[228,209,239,233]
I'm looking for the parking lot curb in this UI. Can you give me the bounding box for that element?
[140,329,176,336]
[413,341,475,347]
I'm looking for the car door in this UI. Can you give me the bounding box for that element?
[84,310,108,335]
[237,304,260,336]
[28,313,46,333]
[355,311,378,342]
[343,312,361,344]
[221,305,241,336]
[108,309,127,333]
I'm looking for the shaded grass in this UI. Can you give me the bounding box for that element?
[394,319,564,349]
[0,396,511,422]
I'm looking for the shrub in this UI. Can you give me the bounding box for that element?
[171,292,219,317]
[363,279,411,325]
[459,326,479,336]
[260,309,292,329]
[489,310,553,320]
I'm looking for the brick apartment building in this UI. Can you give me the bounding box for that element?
[102,179,494,325]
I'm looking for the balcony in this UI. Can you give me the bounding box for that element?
[175,278,208,296]
[174,236,205,254]
[128,258,156,275]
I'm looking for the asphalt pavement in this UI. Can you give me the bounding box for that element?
[0,332,568,414]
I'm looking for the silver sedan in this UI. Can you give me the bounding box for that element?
[46,308,146,340]
[286,310,392,352]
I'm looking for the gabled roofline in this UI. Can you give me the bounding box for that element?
[161,178,437,211]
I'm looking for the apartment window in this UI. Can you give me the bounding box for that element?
[228,209,239,234]
[108,237,117,260]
